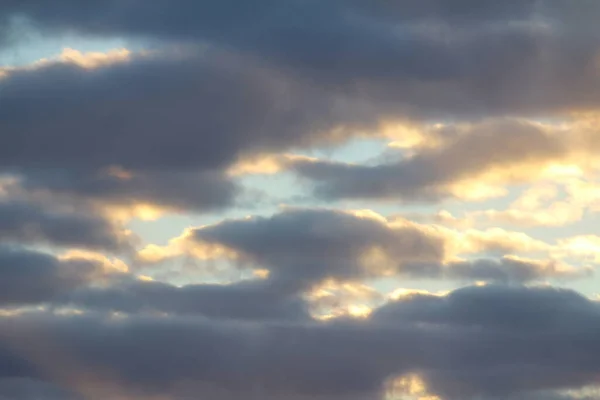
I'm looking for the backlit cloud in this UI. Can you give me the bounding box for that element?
[289,119,600,202]
[0,285,599,399]
[1,2,600,399]
[138,208,590,288]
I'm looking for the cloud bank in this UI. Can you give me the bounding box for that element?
[1,1,600,399]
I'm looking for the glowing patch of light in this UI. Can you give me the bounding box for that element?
[543,163,583,177]
[385,374,441,400]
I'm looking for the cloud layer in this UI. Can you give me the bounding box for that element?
[1,1,600,399]
[2,285,600,399]
[139,208,590,287]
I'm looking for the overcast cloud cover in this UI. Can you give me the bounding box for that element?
[1,1,600,399]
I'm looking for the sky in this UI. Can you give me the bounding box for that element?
[1,1,600,399]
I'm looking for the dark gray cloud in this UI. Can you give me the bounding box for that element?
[0,379,81,400]
[0,51,364,172]
[0,2,598,177]
[183,208,586,287]
[17,168,239,214]
[188,208,446,290]
[403,256,592,284]
[0,200,133,252]
[0,49,372,211]
[0,247,122,306]
[57,278,310,321]
[1,2,600,398]
[3,0,600,121]
[371,284,600,331]
[372,285,600,398]
[0,245,308,321]
[0,48,367,212]
[0,285,599,399]
[0,251,316,330]
[345,0,539,23]
[0,0,544,71]
[445,257,592,283]
[289,119,571,201]
[0,2,599,215]
[0,0,540,39]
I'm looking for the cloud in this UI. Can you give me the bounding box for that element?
[17,167,240,215]
[150,207,446,289]
[0,379,81,400]
[0,244,310,321]
[0,0,541,41]
[0,247,126,306]
[443,227,553,256]
[2,9,600,213]
[555,235,600,263]
[1,3,600,192]
[0,200,134,252]
[373,284,600,398]
[0,47,132,77]
[1,285,600,399]
[471,202,584,228]
[0,48,368,172]
[306,280,383,320]
[289,119,600,202]
[139,208,589,286]
[55,278,310,322]
[461,180,593,228]
[372,284,600,342]
[440,256,591,283]
[3,1,600,120]
[400,176,600,230]
[0,47,373,213]
[1,3,600,399]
